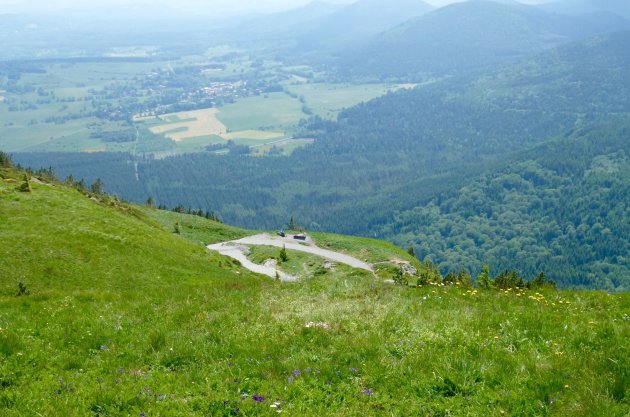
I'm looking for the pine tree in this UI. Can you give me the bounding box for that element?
[279,245,288,263]
[477,265,493,289]
[146,197,154,208]
[90,178,104,195]
[0,151,12,168]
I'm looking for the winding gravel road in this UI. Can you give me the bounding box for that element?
[207,233,373,281]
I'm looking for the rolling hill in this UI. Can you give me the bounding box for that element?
[232,1,344,40]
[1,156,629,416]
[296,0,434,50]
[337,0,630,79]
[381,124,630,291]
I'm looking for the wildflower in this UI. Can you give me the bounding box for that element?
[349,367,358,373]
[140,413,145,417]
[252,395,265,403]
[362,388,374,397]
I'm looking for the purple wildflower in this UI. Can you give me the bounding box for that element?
[140,413,145,417]
[288,375,295,384]
[362,389,374,397]
[252,395,265,403]
[349,367,358,373]
[292,369,301,377]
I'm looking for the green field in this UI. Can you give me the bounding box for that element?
[216,92,306,131]
[285,83,413,120]
[0,58,404,155]
[1,162,628,416]
[0,61,158,153]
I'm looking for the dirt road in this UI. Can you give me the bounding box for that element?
[207,233,373,280]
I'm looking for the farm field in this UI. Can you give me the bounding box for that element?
[0,56,409,156]
[215,92,306,131]
[149,108,227,141]
[285,83,417,119]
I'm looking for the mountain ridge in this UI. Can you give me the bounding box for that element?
[336,0,630,79]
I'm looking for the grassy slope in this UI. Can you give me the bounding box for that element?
[0,167,629,416]
[139,207,254,246]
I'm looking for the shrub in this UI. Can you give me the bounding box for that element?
[18,175,31,193]
[16,282,29,296]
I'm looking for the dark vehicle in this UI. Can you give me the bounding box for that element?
[293,234,307,241]
[278,230,286,237]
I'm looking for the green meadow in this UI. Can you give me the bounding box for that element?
[216,93,306,132]
[0,164,628,416]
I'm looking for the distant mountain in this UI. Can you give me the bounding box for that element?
[541,0,630,20]
[233,1,343,39]
[337,0,630,79]
[297,0,434,50]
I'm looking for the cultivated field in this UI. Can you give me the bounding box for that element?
[149,108,227,141]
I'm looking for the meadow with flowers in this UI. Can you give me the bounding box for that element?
[1,163,629,416]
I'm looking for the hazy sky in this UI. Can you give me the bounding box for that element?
[0,0,553,16]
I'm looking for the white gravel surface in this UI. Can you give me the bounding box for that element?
[207,233,373,280]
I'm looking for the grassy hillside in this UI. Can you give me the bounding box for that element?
[1,162,629,415]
